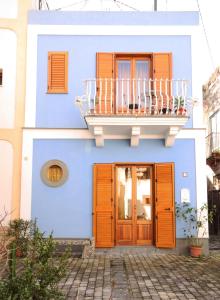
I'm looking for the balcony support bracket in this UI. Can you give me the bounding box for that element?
[131,127,141,147]
[94,126,104,147]
[165,126,180,147]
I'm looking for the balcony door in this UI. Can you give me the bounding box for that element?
[116,165,153,245]
[116,57,151,112]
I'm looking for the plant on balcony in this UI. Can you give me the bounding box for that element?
[174,96,187,115]
[176,202,215,257]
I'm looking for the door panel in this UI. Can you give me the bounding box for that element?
[116,165,153,245]
[93,164,114,247]
[155,163,175,248]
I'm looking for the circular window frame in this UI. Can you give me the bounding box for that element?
[41,160,68,187]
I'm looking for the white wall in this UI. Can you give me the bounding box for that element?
[0,141,13,225]
[0,0,17,18]
[0,29,16,128]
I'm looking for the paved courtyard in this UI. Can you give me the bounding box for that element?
[59,253,220,300]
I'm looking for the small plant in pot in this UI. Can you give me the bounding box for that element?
[176,202,215,257]
[174,96,187,116]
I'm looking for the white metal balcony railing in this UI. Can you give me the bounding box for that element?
[76,78,190,117]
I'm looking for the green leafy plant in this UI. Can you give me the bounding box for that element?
[7,219,33,257]
[0,219,71,299]
[176,202,216,247]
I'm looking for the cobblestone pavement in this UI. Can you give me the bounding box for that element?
[59,253,220,300]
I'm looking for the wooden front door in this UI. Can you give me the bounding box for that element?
[116,165,153,245]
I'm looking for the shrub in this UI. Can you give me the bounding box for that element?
[0,219,70,300]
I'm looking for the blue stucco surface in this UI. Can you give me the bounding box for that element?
[36,35,192,128]
[31,138,196,238]
[28,11,199,26]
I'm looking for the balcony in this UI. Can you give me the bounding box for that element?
[206,133,220,168]
[76,78,191,147]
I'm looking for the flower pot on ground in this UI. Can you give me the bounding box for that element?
[176,202,216,257]
[189,245,202,257]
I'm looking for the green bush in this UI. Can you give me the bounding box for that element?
[0,220,70,300]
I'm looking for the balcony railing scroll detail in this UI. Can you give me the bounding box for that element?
[206,132,220,159]
[76,78,191,117]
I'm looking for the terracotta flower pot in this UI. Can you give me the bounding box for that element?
[190,246,202,257]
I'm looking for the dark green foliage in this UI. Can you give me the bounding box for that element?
[0,220,70,300]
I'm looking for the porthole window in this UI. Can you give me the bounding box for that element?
[41,160,68,187]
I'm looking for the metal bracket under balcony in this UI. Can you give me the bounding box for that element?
[76,78,191,147]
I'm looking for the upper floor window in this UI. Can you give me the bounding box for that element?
[96,52,172,113]
[47,52,68,93]
[209,109,220,133]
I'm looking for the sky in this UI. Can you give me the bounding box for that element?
[41,0,220,83]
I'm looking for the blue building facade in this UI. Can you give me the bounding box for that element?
[21,10,207,253]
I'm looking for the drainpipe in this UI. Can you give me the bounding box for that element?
[154,0,157,11]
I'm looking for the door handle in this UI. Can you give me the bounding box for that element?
[165,208,171,211]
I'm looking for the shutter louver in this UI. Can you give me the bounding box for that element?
[48,52,68,93]
[153,53,172,111]
[155,163,176,248]
[96,53,114,113]
[93,164,114,247]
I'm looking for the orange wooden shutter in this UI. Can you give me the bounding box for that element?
[48,52,68,93]
[93,164,114,247]
[96,53,114,113]
[155,163,175,248]
[153,53,172,111]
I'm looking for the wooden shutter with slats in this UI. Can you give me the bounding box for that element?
[153,53,172,111]
[93,164,114,247]
[48,52,68,93]
[96,53,114,113]
[155,163,175,248]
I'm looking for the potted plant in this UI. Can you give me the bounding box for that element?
[174,96,187,115]
[176,202,215,257]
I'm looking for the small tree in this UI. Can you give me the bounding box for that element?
[176,202,215,247]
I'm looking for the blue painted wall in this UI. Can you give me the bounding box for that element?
[36,35,192,128]
[32,139,196,238]
[29,11,199,26]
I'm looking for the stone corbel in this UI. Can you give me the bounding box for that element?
[165,126,180,147]
[131,127,140,147]
[94,126,104,147]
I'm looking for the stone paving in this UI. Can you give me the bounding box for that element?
[59,252,220,300]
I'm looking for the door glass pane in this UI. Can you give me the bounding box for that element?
[135,60,150,107]
[136,167,151,221]
[118,167,132,220]
[117,60,131,107]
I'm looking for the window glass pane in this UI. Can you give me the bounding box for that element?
[135,60,150,106]
[117,60,131,107]
[118,167,132,220]
[136,167,151,221]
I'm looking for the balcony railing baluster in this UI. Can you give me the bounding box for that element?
[78,78,190,117]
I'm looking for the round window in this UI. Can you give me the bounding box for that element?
[41,160,68,187]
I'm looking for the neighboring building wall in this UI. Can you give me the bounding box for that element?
[0,0,32,222]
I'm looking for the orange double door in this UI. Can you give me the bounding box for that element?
[93,163,175,248]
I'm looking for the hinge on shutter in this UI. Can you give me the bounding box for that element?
[92,212,94,216]
[155,198,157,202]
[153,69,156,73]
[111,179,113,183]
[112,69,114,74]
[155,178,157,183]
[111,216,113,220]
[111,198,113,202]
[155,215,158,220]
